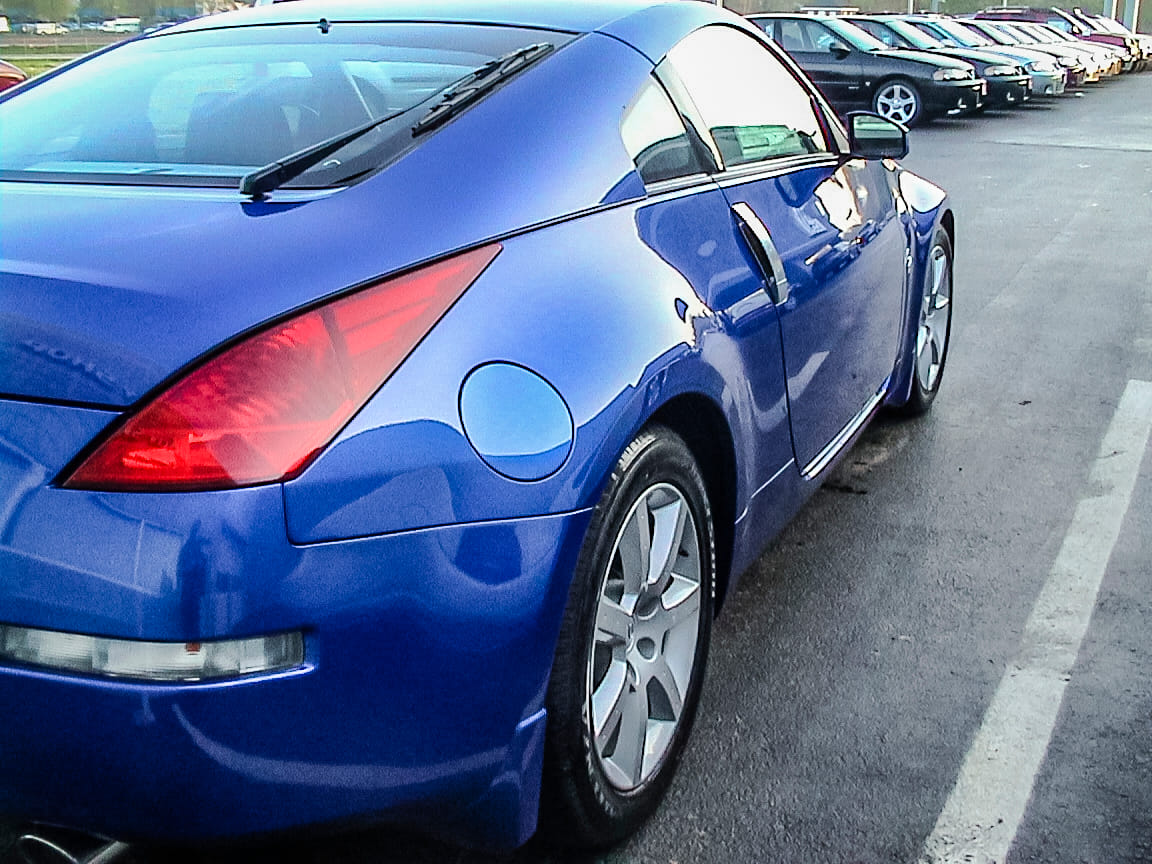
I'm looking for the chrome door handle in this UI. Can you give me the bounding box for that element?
[731,202,790,306]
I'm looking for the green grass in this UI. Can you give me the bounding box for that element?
[11,56,76,78]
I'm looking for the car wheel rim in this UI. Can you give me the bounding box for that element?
[588,482,702,792]
[876,84,918,124]
[916,242,951,393]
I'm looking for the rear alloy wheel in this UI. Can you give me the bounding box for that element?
[873,79,923,127]
[541,426,714,849]
[899,228,953,415]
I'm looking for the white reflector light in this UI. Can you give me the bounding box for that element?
[0,625,303,682]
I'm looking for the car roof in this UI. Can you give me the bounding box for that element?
[159,0,753,66]
[168,0,693,36]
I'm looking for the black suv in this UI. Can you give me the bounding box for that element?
[748,14,986,126]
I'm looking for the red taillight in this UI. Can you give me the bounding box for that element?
[63,244,501,492]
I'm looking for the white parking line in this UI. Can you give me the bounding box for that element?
[919,378,1152,864]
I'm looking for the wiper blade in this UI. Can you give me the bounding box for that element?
[412,42,553,136]
[240,42,553,198]
[240,107,406,199]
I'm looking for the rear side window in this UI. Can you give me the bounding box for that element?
[0,22,569,187]
[775,20,812,52]
[664,26,829,169]
[619,77,704,186]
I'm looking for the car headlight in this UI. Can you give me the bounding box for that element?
[983,64,1020,76]
[1026,60,1060,73]
[933,68,972,81]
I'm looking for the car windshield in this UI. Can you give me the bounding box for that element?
[964,22,1013,46]
[1019,24,1054,43]
[885,19,944,49]
[1037,24,1073,40]
[1093,18,1128,34]
[931,20,988,47]
[822,18,891,52]
[0,21,567,188]
[1000,23,1040,44]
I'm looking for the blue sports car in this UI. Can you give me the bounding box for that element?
[0,0,953,853]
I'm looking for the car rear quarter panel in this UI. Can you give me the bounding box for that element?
[0,31,653,407]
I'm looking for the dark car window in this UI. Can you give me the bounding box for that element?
[886,19,947,49]
[780,19,844,53]
[664,26,828,170]
[853,20,903,48]
[931,20,987,47]
[620,76,705,186]
[774,20,813,52]
[801,20,842,52]
[0,22,570,187]
[821,19,891,51]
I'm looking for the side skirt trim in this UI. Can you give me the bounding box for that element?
[800,384,886,481]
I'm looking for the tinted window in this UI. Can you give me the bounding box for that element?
[0,23,568,187]
[620,77,704,186]
[823,19,890,51]
[665,26,828,169]
[853,20,902,48]
[774,20,813,52]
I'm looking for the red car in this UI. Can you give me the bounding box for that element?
[975,6,1142,70]
[0,60,27,93]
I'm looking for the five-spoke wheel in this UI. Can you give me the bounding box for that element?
[541,427,714,849]
[589,482,703,791]
[873,79,922,127]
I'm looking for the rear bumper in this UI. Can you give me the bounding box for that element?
[0,400,591,848]
[0,649,555,848]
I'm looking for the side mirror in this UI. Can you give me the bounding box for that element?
[846,111,908,160]
[829,41,852,59]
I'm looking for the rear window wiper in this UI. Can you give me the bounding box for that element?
[240,106,408,199]
[411,42,554,136]
[240,41,554,199]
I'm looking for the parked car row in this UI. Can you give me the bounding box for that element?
[976,5,1150,72]
[5,17,143,33]
[747,9,1148,127]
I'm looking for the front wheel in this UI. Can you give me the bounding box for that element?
[898,228,953,416]
[873,78,923,127]
[540,426,715,849]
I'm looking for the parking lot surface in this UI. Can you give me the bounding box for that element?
[2,73,1150,864]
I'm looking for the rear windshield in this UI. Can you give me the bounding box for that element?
[0,22,567,188]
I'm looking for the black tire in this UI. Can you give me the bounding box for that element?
[897,228,953,416]
[873,78,923,127]
[539,426,715,849]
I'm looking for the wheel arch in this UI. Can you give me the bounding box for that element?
[883,166,952,409]
[941,207,955,252]
[645,393,739,612]
[873,73,921,94]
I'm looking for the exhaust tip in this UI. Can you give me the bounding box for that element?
[15,828,131,864]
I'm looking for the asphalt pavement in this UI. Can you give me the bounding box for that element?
[3,72,1151,864]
